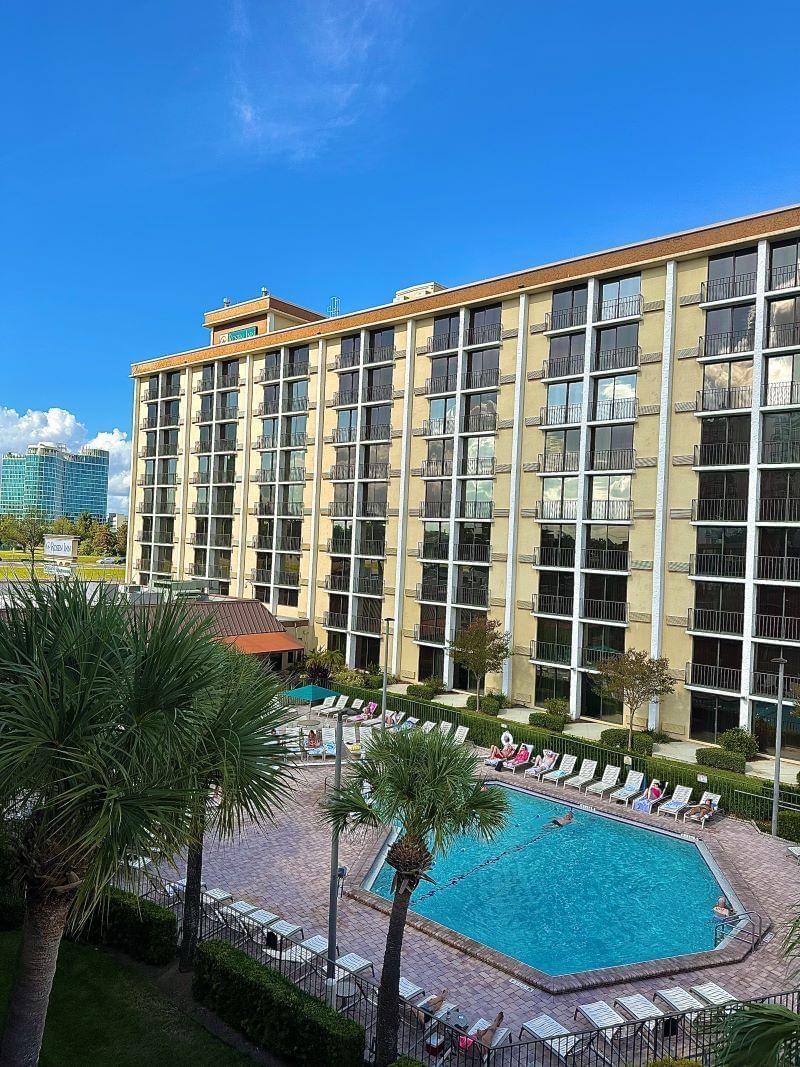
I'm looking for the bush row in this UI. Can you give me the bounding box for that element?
[84,888,177,965]
[695,747,747,774]
[600,728,654,756]
[777,810,800,843]
[528,711,569,733]
[193,939,364,1067]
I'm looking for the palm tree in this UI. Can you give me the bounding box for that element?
[178,647,296,970]
[0,580,224,1066]
[323,728,509,1067]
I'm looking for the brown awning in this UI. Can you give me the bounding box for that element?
[221,632,305,655]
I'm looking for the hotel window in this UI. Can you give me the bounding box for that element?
[462,434,494,474]
[534,665,570,706]
[546,380,583,421]
[429,396,456,430]
[594,323,639,371]
[705,248,757,302]
[340,334,361,366]
[465,347,499,387]
[550,284,588,331]
[768,296,800,348]
[597,274,640,320]
[426,438,453,475]
[430,353,457,390]
[432,312,460,348]
[770,238,800,290]
[592,373,636,419]
[369,326,395,356]
[548,331,584,375]
[704,304,756,355]
[541,476,578,520]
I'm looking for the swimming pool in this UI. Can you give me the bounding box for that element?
[366,785,736,976]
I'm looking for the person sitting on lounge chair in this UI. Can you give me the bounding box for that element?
[632,779,662,813]
[685,798,715,821]
[416,989,449,1025]
[458,1011,505,1051]
[487,742,515,761]
[530,749,558,774]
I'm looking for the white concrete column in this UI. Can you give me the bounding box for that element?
[392,318,416,676]
[176,372,192,581]
[236,353,254,597]
[344,331,368,666]
[442,307,468,687]
[502,294,528,695]
[306,339,326,631]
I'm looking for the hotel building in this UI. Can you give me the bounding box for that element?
[127,205,800,746]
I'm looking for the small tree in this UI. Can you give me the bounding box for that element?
[304,647,344,686]
[448,617,511,712]
[92,522,116,557]
[8,509,49,579]
[115,519,128,556]
[594,648,675,749]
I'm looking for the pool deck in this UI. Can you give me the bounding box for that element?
[192,759,798,1033]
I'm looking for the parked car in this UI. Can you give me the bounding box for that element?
[96,557,124,566]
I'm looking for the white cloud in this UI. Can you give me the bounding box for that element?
[0,407,131,515]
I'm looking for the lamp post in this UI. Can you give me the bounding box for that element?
[771,656,787,838]
[381,616,394,735]
[326,707,346,1002]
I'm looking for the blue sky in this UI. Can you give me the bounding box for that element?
[1,0,799,508]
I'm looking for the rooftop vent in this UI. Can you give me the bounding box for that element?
[393,281,446,303]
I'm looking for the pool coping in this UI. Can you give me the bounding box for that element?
[346,774,772,995]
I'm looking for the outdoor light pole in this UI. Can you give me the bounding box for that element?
[326,708,346,1002]
[771,656,787,838]
[381,616,394,735]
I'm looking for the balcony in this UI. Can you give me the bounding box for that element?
[362,384,393,403]
[754,614,800,642]
[358,500,388,518]
[355,540,385,556]
[187,502,209,516]
[422,418,456,437]
[354,575,384,596]
[207,566,232,580]
[281,432,308,448]
[219,373,239,389]
[592,346,641,373]
[256,365,281,384]
[769,263,800,292]
[687,552,743,579]
[414,622,446,644]
[540,404,582,427]
[418,540,449,561]
[699,330,755,358]
[695,386,753,413]
[250,535,273,550]
[583,548,630,572]
[194,378,215,393]
[190,472,211,485]
[591,398,638,422]
[764,381,800,408]
[280,466,306,482]
[283,395,308,413]
[455,542,491,563]
[535,499,578,521]
[530,640,571,665]
[756,556,800,582]
[417,583,448,603]
[588,448,635,471]
[694,441,749,466]
[284,361,309,379]
[364,344,397,365]
[251,468,277,483]
[254,435,278,450]
[352,614,382,635]
[458,501,494,519]
[466,322,501,345]
[277,501,304,517]
[691,498,747,522]
[539,451,579,474]
[752,670,800,697]
[324,574,350,592]
[250,502,275,516]
[276,536,301,552]
[328,500,353,517]
[361,422,392,441]
[545,305,587,332]
[425,374,458,395]
[140,416,159,430]
[532,546,575,568]
[767,321,800,350]
[453,585,490,607]
[141,387,159,402]
[216,405,239,421]
[359,463,390,480]
[580,598,629,623]
[213,438,239,453]
[330,463,356,480]
[257,400,280,417]
[461,457,496,476]
[420,460,453,478]
[323,612,349,630]
[543,354,584,379]
[209,501,237,516]
[274,571,300,587]
[463,368,500,390]
[595,293,643,322]
[685,662,742,692]
[419,500,452,519]
[152,503,177,515]
[332,426,357,445]
[581,647,623,669]
[426,331,460,353]
[462,412,497,433]
[335,349,361,370]
[688,608,745,636]
[250,569,271,584]
[531,593,573,617]
[759,497,800,522]
[138,446,157,459]
[586,498,632,522]
[327,538,352,555]
[700,273,757,303]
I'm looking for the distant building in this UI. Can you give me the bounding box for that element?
[0,443,109,521]
[107,512,126,532]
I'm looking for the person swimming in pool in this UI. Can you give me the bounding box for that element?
[713,896,733,918]
[547,810,574,828]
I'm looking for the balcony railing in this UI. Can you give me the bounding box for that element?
[759,497,800,522]
[274,571,300,587]
[254,435,278,450]
[193,410,214,424]
[251,468,276,483]
[213,438,239,452]
[275,536,301,552]
[455,542,491,563]
[769,263,800,292]
[756,556,800,582]
[754,614,800,641]
[209,501,237,516]
[140,416,159,430]
[362,384,393,403]
[283,395,308,413]
[583,548,630,571]
[277,501,305,517]
[328,500,353,517]
[591,398,638,422]
[535,499,578,521]
[256,365,281,384]
[139,446,157,459]
[453,585,490,607]
[462,412,497,433]
[694,441,750,466]
[414,623,446,644]
[700,272,757,303]
[359,463,390,480]
[690,552,746,578]
[425,375,458,395]
[764,381,800,408]
[323,612,349,630]
[250,569,271,584]
[418,540,449,560]
[592,345,641,373]
[540,403,582,426]
[530,640,571,665]
[280,467,305,482]
[358,500,388,518]
[422,418,456,436]
[586,498,632,522]
[284,361,309,379]
[418,500,451,519]
[465,322,501,345]
[696,385,753,412]
[355,540,385,556]
[752,670,800,697]
[193,378,215,393]
[767,321,800,350]
[543,354,584,379]
[335,349,361,370]
[539,451,579,473]
[463,368,500,390]
[691,498,748,522]
[352,614,382,635]
[250,536,273,550]
[417,583,448,603]
[581,647,623,669]
[458,501,494,519]
[699,330,755,357]
[420,460,453,478]
[580,598,629,623]
[324,574,350,592]
[365,345,397,365]
[532,546,575,568]
[595,293,643,322]
[545,305,587,331]
[330,463,355,480]
[354,575,383,596]
[685,662,742,692]
[281,432,307,448]
[590,448,636,471]
[216,405,239,421]
[327,539,352,555]
[361,422,392,441]
[218,373,239,389]
[250,501,275,516]
[531,593,573,616]
[688,608,745,636]
[332,427,357,444]
[426,331,460,353]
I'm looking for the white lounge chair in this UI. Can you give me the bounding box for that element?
[574,1001,625,1044]
[397,716,419,732]
[542,753,577,783]
[421,720,436,733]
[417,993,457,1024]
[321,727,337,758]
[342,725,359,752]
[564,759,598,791]
[585,764,621,797]
[439,720,453,737]
[525,750,558,779]
[614,993,663,1024]
[609,769,644,804]
[690,981,737,1007]
[520,1014,580,1062]
[788,845,800,863]
[654,986,705,1015]
[657,784,694,820]
[682,791,721,827]
[464,1016,511,1055]
[453,724,470,745]
[398,977,425,1002]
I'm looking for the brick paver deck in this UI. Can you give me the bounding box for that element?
[189,758,798,1032]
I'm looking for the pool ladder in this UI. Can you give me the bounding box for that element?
[714,909,765,950]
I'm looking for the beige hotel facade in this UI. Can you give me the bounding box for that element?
[127,205,800,747]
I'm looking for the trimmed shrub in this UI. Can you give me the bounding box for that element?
[466,693,509,715]
[777,810,800,843]
[718,727,759,761]
[600,728,654,756]
[542,698,569,719]
[331,667,366,688]
[695,747,747,774]
[528,711,569,733]
[407,683,437,700]
[421,676,447,695]
[193,939,364,1066]
[85,888,177,965]
[644,728,672,744]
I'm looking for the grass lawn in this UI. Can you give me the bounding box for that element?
[0,932,252,1066]
[0,564,125,582]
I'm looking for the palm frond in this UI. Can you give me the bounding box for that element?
[714,1002,800,1066]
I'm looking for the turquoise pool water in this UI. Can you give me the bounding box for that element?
[368,786,728,975]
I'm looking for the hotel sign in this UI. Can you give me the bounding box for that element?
[218,325,257,344]
[43,535,80,560]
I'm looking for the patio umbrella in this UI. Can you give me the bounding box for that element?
[281,683,340,725]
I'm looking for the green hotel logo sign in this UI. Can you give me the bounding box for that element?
[220,325,258,344]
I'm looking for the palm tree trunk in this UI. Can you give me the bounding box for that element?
[374,885,413,1067]
[0,889,72,1067]
[178,817,205,972]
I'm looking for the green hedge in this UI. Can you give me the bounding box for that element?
[695,748,747,774]
[599,728,654,756]
[406,683,438,700]
[334,681,800,822]
[193,939,364,1066]
[466,694,508,715]
[778,810,800,843]
[85,888,177,965]
[718,727,759,760]
[528,711,569,733]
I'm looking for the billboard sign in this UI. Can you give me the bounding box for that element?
[43,535,80,560]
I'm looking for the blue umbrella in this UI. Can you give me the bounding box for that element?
[282,683,339,705]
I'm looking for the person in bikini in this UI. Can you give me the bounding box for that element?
[459,1012,505,1051]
